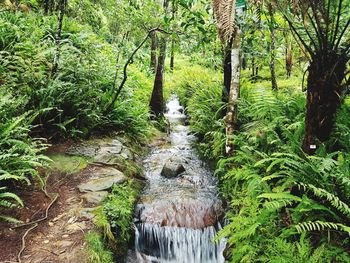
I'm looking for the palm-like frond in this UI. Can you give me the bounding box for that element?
[212,0,237,44]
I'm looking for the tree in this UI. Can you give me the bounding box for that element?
[213,0,242,155]
[267,1,278,90]
[150,31,158,72]
[281,0,350,154]
[149,0,170,116]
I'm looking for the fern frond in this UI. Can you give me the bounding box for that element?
[295,221,350,235]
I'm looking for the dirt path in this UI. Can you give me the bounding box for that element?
[0,136,143,263]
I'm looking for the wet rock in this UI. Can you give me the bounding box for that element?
[66,143,99,158]
[136,199,223,229]
[120,147,134,160]
[82,191,108,204]
[78,171,126,192]
[161,157,185,178]
[67,138,124,161]
[89,167,124,179]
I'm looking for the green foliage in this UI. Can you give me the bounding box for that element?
[85,231,114,263]
[168,64,225,159]
[0,95,49,222]
[179,66,350,260]
[212,87,350,261]
[0,11,152,141]
[103,180,141,242]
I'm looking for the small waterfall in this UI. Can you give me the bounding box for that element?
[128,97,226,262]
[134,223,226,263]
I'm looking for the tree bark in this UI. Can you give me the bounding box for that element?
[302,52,347,154]
[169,0,176,71]
[285,33,293,78]
[51,0,66,76]
[223,41,232,104]
[268,3,278,91]
[44,0,50,14]
[150,31,158,73]
[149,36,167,116]
[225,29,241,155]
[170,38,175,70]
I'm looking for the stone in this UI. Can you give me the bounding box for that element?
[66,143,99,158]
[67,138,123,159]
[76,208,95,220]
[78,173,127,192]
[161,156,186,178]
[82,191,108,204]
[90,167,124,179]
[120,147,134,160]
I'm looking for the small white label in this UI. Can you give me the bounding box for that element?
[310,145,317,149]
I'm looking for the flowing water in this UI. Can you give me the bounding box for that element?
[127,97,226,263]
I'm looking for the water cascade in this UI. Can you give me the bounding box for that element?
[128,97,226,263]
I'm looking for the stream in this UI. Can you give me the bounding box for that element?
[127,97,226,263]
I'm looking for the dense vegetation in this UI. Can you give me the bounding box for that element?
[0,0,350,262]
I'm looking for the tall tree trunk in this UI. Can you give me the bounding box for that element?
[51,0,66,76]
[169,0,176,71]
[302,52,347,154]
[268,3,278,91]
[285,33,293,78]
[44,0,50,14]
[251,57,256,80]
[150,31,158,73]
[170,38,175,70]
[242,54,247,70]
[223,40,233,104]
[225,29,241,155]
[149,36,167,116]
[221,41,233,117]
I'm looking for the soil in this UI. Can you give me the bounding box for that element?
[0,144,108,263]
[0,134,165,263]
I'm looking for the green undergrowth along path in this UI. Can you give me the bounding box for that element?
[173,62,350,262]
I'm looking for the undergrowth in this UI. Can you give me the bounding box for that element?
[174,63,350,262]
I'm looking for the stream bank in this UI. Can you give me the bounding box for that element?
[0,134,151,263]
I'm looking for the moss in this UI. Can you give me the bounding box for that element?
[48,153,88,174]
[91,179,145,259]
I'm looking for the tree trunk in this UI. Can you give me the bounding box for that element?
[285,34,293,78]
[268,3,278,90]
[150,31,158,73]
[223,41,232,104]
[302,52,347,154]
[51,0,66,76]
[149,36,167,116]
[225,29,241,155]
[44,0,50,14]
[169,0,176,71]
[170,38,175,70]
[242,54,247,70]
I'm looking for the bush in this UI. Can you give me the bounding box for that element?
[0,95,49,222]
[0,11,152,141]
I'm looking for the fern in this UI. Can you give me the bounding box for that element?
[295,221,350,236]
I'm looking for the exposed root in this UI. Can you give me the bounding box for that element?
[18,223,38,263]
[11,194,59,230]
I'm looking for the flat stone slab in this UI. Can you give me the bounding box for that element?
[82,191,108,204]
[78,172,127,192]
[67,138,123,158]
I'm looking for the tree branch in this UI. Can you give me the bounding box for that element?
[105,28,171,113]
